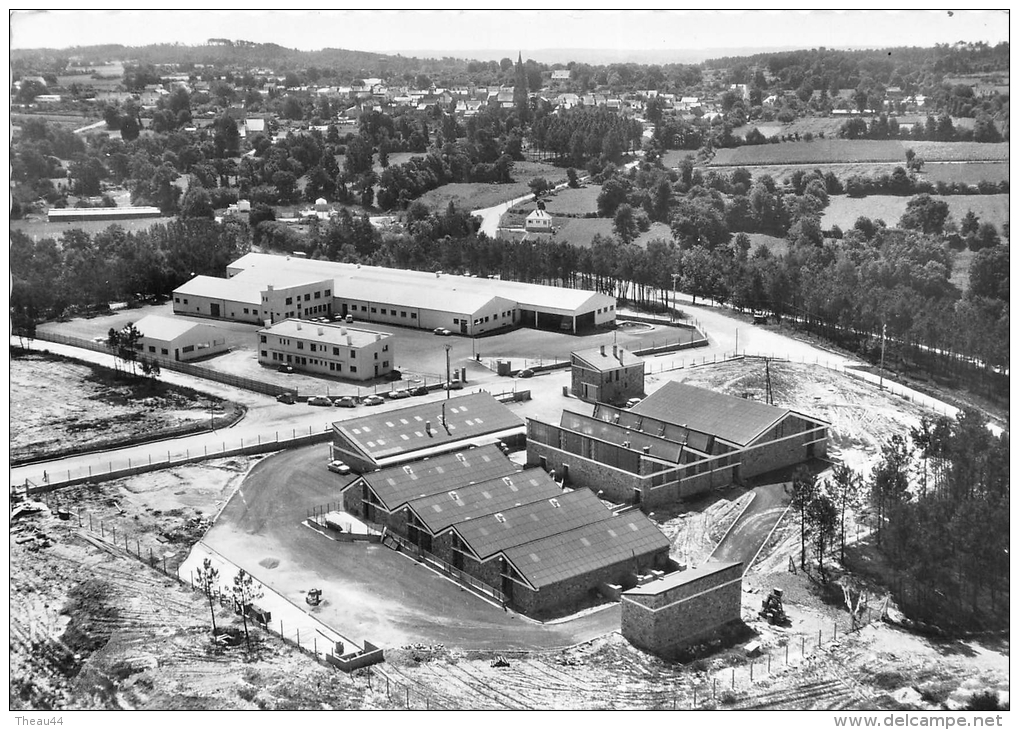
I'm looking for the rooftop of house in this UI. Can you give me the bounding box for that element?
[572,344,642,371]
[259,319,391,348]
[130,314,214,342]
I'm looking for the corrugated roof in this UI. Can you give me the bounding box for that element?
[622,561,741,596]
[131,315,213,342]
[453,487,612,560]
[359,443,518,511]
[260,319,391,348]
[590,403,725,454]
[407,469,560,534]
[502,512,670,589]
[572,345,642,371]
[559,411,684,464]
[334,393,524,463]
[224,252,615,316]
[629,382,791,446]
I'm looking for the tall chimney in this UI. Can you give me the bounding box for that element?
[426,420,432,435]
[600,344,605,356]
[296,322,302,330]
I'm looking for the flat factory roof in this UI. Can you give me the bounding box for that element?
[260,319,391,348]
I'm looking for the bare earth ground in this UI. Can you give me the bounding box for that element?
[10,356,1008,709]
[10,352,241,464]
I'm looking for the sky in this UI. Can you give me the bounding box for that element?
[9,9,1011,61]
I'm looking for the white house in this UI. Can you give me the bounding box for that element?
[129,315,227,362]
[525,208,554,233]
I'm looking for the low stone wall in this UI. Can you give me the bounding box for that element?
[326,640,385,672]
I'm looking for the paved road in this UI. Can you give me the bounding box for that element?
[199,444,622,650]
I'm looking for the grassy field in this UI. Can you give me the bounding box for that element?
[541,185,601,215]
[905,142,1009,162]
[719,162,904,185]
[661,149,698,169]
[821,194,1010,231]
[709,140,1009,168]
[536,218,673,249]
[745,232,790,256]
[710,139,907,166]
[920,162,1010,185]
[11,215,178,239]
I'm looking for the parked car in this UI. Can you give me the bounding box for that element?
[443,380,464,390]
[334,396,358,408]
[362,395,385,406]
[517,368,534,379]
[328,460,351,475]
[276,392,296,404]
[387,389,410,399]
[278,364,294,374]
[410,386,429,397]
[433,327,451,336]
[307,396,333,407]
[625,397,643,409]
[386,369,403,381]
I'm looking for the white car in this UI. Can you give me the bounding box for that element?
[328,460,351,475]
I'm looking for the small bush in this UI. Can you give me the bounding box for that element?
[720,690,738,705]
[966,690,1005,711]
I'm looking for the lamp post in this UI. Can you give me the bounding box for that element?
[444,344,452,400]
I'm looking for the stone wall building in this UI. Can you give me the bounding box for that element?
[621,561,743,656]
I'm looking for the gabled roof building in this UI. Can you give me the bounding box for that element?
[527,381,829,508]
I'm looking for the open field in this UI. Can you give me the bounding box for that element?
[821,194,1010,234]
[709,140,907,166]
[744,232,789,256]
[539,184,601,215]
[11,215,178,240]
[709,140,1009,168]
[919,162,1010,185]
[907,141,1009,162]
[720,163,904,185]
[10,350,240,465]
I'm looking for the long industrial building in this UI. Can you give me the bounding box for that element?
[340,443,671,617]
[172,252,617,335]
[527,381,829,508]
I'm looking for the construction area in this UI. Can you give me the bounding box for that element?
[10,342,1010,709]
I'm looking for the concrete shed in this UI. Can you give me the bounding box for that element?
[129,314,227,362]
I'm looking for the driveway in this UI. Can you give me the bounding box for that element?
[199,444,622,650]
[709,481,790,571]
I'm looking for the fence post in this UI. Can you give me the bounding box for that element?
[818,628,822,647]
[297,628,300,648]
[280,620,283,638]
[89,514,93,531]
[801,636,805,655]
[89,465,92,477]
[731,669,735,689]
[767,654,771,673]
[406,687,410,707]
[712,679,716,699]
[750,661,753,682]
[833,622,837,641]
[112,525,116,542]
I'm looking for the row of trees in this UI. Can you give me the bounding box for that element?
[529,106,644,167]
[839,112,1004,143]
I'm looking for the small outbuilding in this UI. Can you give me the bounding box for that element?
[128,314,227,362]
[621,561,743,657]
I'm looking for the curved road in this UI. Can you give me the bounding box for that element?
[196,444,621,650]
[709,482,790,570]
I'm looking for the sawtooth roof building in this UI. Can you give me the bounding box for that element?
[172,252,616,335]
[340,443,671,617]
[527,381,829,508]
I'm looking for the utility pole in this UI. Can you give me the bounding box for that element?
[879,323,887,390]
[735,328,738,357]
[444,344,452,400]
